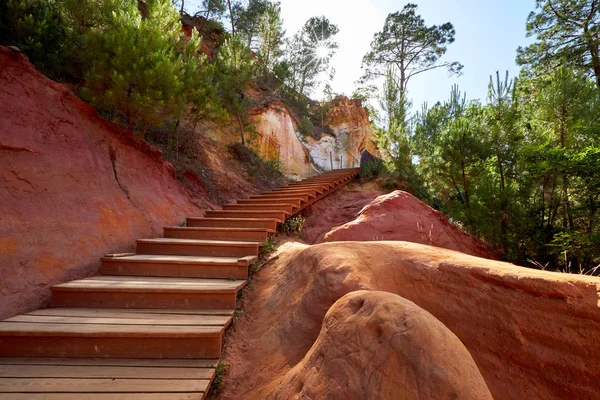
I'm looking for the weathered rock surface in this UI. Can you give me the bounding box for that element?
[249,96,379,179]
[249,102,317,180]
[324,190,494,259]
[301,182,385,244]
[306,96,379,171]
[218,241,600,400]
[0,47,202,319]
[267,290,493,400]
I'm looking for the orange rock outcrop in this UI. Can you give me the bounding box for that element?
[0,47,202,318]
[324,190,494,259]
[268,290,494,400]
[219,241,600,400]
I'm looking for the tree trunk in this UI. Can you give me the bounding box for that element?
[584,24,600,88]
[460,159,470,209]
[236,113,245,146]
[227,0,235,35]
[497,151,508,255]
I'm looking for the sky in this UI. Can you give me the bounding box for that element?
[187,0,537,110]
[277,0,537,109]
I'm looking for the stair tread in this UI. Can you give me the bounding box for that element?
[29,308,234,317]
[0,322,223,337]
[186,217,280,222]
[165,226,269,232]
[52,276,246,293]
[0,377,209,393]
[136,238,260,246]
[5,312,231,326]
[102,254,254,264]
[0,364,213,379]
[0,358,218,367]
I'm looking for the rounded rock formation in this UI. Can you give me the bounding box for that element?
[324,190,493,259]
[267,290,493,400]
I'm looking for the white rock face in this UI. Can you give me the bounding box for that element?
[249,96,379,178]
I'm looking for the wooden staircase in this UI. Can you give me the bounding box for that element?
[0,168,359,399]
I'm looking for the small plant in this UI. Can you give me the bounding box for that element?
[260,235,277,255]
[232,309,244,324]
[208,362,230,397]
[283,215,305,237]
[298,116,314,137]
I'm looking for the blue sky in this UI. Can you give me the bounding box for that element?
[186,0,537,110]
[278,0,537,109]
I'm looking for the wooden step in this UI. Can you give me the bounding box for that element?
[136,238,259,258]
[268,187,322,196]
[250,193,311,203]
[101,254,255,279]
[49,276,245,310]
[0,309,231,359]
[0,358,216,399]
[222,203,296,214]
[236,198,304,208]
[270,186,325,195]
[204,209,287,222]
[164,226,270,241]
[186,217,279,231]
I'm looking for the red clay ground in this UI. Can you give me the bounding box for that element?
[301,181,385,244]
[218,241,600,400]
[323,190,494,259]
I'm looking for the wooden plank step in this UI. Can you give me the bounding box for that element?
[0,317,225,358]
[164,226,270,241]
[28,308,233,319]
[101,254,254,280]
[236,198,304,208]
[0,365,214,379]
[5,314,231,327]
[136,238,259,258]
[0,358,219,368]
[186,217,279,231]
[249,193,311,202]
[204,209,287,222]
[50,276,245,310]
[0,378,209,393]
[0,394,204,400]
[222,203,296,214]
[270,186,324,195]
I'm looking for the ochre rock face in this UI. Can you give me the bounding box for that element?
[267,290,493,400]
[324,190,494,259]
[0,47,201,319]
[249,96,379,178]
[249,102,316,180]
[218,241,600,400]
[307,96,379,170]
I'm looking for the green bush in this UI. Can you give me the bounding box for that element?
[283,215,305,237]
[298,116,314,137]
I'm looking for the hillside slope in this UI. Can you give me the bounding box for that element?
[0,47,207,319]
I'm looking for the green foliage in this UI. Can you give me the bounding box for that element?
[2,0,76,76]
[260,235,277,254]
[215,33,257,143]
[208,362,230,396]
[360,159,386,180]
[410,67,600,273]
[283,216,305,237]
[81,0,204,129]
[517,0,600,87]
[298,116,314,136]
[360,3,463,92]
[280,15,339,97]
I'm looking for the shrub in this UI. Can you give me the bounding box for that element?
[298,116,314,136]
